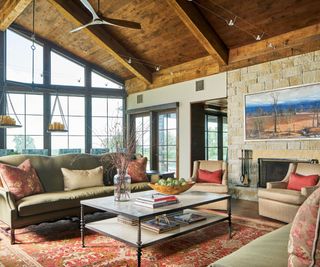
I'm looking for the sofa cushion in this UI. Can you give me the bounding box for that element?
[16,186,114,217]
[127,157,148,183]
[287,173,319,191]
[210,224,291,267]
[288,187,320,266]
[62,166,104,191]
[258,188,306,205]
[0,159,43,201]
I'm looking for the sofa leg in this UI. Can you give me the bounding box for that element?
[11,228,15,245]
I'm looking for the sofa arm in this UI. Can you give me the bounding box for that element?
[301,186,319,197]
[266,181,287,189]
[0,187,16,211]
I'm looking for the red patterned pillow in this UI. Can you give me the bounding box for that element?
[287,173,319,191]
[0,159,43,201]
[197,169,222,184]
[127,157,148,183]
[288,187,320,266]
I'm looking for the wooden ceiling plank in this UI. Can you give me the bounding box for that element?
[0,0,32,31]
[166,0,228,65]
[229,23,320,63]
[48,0,152,84]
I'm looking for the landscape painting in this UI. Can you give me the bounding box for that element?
[245,83,320,140]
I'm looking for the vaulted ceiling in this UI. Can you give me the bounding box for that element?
[1,0,320,92]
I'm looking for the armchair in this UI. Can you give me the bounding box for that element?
[189,160,228,210]
[258,162,320,223]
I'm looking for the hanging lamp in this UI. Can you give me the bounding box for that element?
[0,86,22,128]
[47,93,68,132]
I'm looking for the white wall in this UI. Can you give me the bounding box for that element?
[127,72,227,178]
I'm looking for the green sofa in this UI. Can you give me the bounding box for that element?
[210,223,291,267]
[0,153,151,244]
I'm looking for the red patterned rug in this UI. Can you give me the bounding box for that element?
[0,213,282,267]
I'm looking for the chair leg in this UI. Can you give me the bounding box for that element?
[11,228,15,245]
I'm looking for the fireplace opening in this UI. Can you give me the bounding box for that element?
[258,158,318,188]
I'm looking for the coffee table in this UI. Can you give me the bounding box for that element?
[80,191,231,267]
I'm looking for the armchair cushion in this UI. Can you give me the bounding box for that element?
[190,183,228,194]
[197,169,222,184]
[258,188,306,205]
[287,173,319,191]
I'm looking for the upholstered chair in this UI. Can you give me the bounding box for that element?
[189,160,228,210]
[258,162,320,223]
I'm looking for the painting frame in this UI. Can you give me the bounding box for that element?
[244,82,320,141]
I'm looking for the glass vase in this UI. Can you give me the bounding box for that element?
[114,169,131,202]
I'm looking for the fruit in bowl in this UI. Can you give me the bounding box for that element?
[149,178,194,195]
[0,115,16,125]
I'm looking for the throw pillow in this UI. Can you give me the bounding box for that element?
[0,159,43,201]
[287,173,319,191]
[127,157,148,183]
[197,169,222,184]
[288,187,320,267]
[62,166,104,191]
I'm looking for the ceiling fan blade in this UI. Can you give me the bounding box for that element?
[70,21,97,33]
[80,0,100,20]
[101,17,142,29]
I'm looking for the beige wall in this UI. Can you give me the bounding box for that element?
[228,50,320,190]
[127,73,227,178]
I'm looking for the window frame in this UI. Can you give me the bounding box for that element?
[128,103,179,176]
[205,112,228,161]
[0,27,125,155]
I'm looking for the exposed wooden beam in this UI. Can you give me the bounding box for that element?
[166,0,228,65]
[48,0,152,84]
[228,23,320,65]
[126,56,220,94]
[0,0,32,31]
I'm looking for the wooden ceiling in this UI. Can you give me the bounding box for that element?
[2,0,320,92]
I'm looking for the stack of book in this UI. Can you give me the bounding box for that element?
[134,193,178,208]
[117,215,138,226]
[141,217,180,233]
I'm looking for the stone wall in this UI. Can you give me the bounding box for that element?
[227,50,320,200]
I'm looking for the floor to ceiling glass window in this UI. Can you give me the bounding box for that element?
[50,95,85,155]
[6,93,43,152]
[91,71,123,89]
[91,97,123,152]
[205,114,228,160]
[51,51,85,87]
[6,29,43,84]
[135,114,150,170]
[158,112,177,173]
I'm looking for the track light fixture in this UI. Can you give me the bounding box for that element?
[226,16,237,26]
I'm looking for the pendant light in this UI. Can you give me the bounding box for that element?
[47,93,68,132]
[0,86,22,128]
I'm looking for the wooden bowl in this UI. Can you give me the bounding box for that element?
[148,182,195,195]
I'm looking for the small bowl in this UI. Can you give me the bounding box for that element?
[148,182,195,195]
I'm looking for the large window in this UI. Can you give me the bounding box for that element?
[205,114,228,160]
[91,97,123,151]
[92,71,122,89]
[51,95,85,155]
[51,51,85,86]
[6,29,43,84]
[158,112,177,173]
[6,93,43,152]
[135,115,150,170]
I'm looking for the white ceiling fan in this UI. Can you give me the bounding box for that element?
[70,0,141,33]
